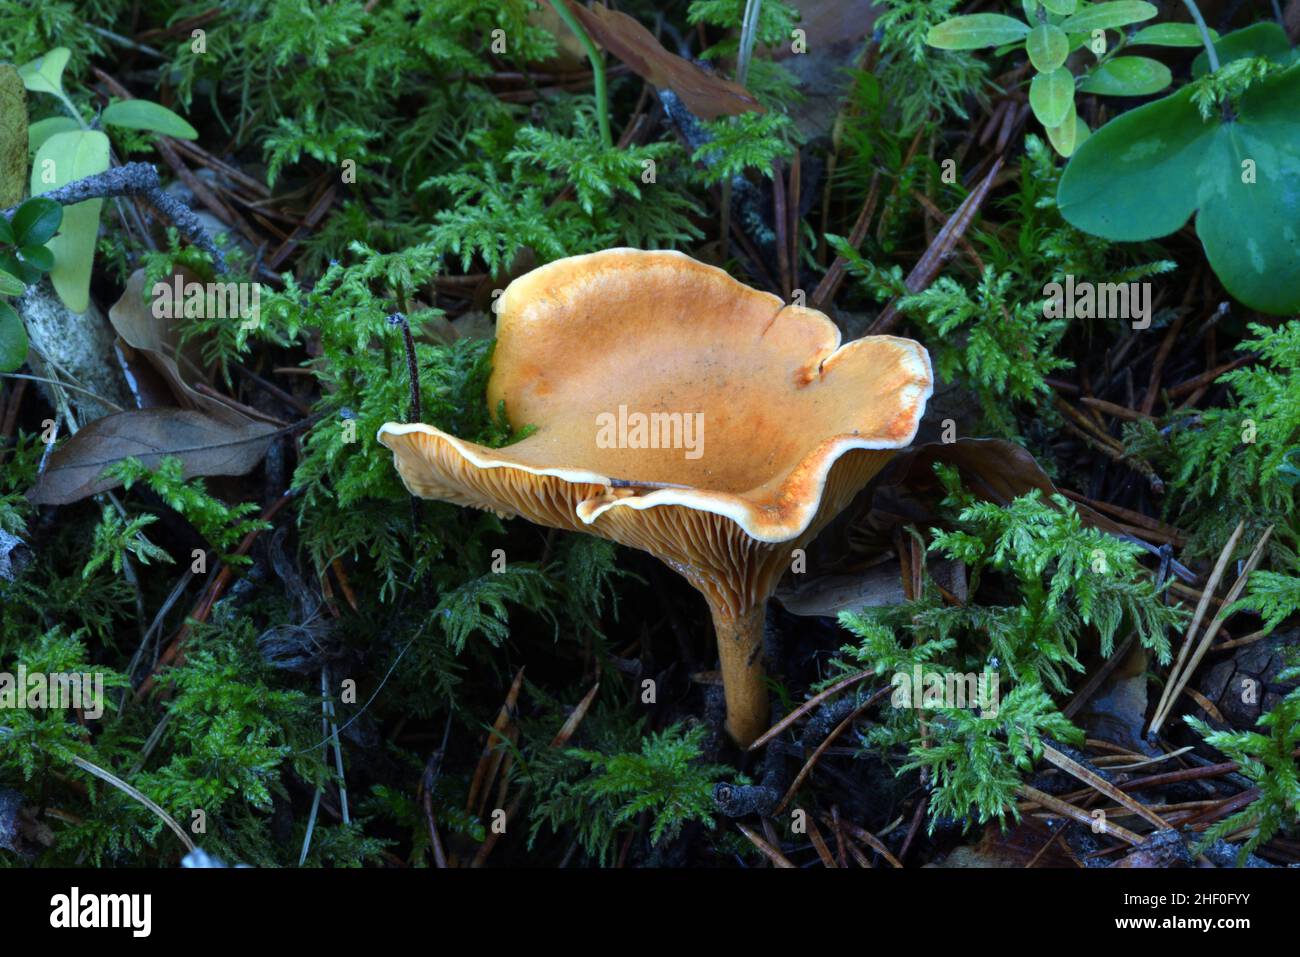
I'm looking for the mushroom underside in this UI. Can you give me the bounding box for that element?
[380,426,899,746]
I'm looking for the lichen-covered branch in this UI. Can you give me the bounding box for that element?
[3,162,226,272]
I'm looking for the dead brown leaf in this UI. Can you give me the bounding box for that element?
[27,408,277,506]
[563,1,763,119]
[881,437,1125,536]
[108,268,253,426]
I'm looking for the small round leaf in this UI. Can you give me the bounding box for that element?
[11,196,62,247]
[0,269,25,297]
[1079,56,1172,96]
[19,244,54,272]
[0,251,39,286]
[1045,97,1080,156]
[0,300,27,373]
[1030,67,1076,129]
[1027,24,1070,72]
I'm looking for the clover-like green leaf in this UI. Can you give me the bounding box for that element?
[1079,56,1172,96]
[0,299,27,373]
[1030,67,1075,128]
[1061,2,1157,34]
[1027,24,1070,72]
[1058,64,1300,314]
[1191,22,1295,77]
[928,14,1029,51]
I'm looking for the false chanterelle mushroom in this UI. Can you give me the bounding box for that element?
[379,249,933,747]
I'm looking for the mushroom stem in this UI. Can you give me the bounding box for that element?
[710,602,769,748]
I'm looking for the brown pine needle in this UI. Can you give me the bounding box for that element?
[736,822,796,868]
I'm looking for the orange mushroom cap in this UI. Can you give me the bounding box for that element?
[378,248,933,745]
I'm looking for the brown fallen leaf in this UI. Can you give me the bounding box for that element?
[27,408,277,506]
[928,819,1078,868]
[880,437,1126,536]
[562,1,763,120]
[108,268,253,425]
[776,558,968,617]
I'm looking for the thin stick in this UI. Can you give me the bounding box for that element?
[775,698,871,814]
[1018,785,1145,845]
[1041,743,1171,833]
[1152,525,1274,735]
[66,752,196,854]
[387,312,422,422]
[0,372,124,412]
[1182,0,1220,73]
[736,822,795,867]
[1149,521,1243,735]
[3,162,225,270]
[550,0,611,147]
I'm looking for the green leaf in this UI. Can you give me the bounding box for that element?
[1027,24,1070,72]
[1030,67,1075,128]
[0,300,27,373]
[1192,22,1294,77]
[1131,22,1219,47]
[0,217,11,245]
[1058,64,1300,314]
[19,245,54,272]
[17,47,70,98]
[928,14,1030,51]
[1060,2,1157,34]
[100,99,198,140]
[1045,96,1079,156]
[1072,113,1092,149]
[0,269,25,296]
[27,116,79,155]
[1079,56,1172,96]
[1021,0,1078,16]
[30,129,110,314]
[0,251,37,286]
[11,197,63,247]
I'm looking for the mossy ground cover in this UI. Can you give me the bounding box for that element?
[0,0,1297,869]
